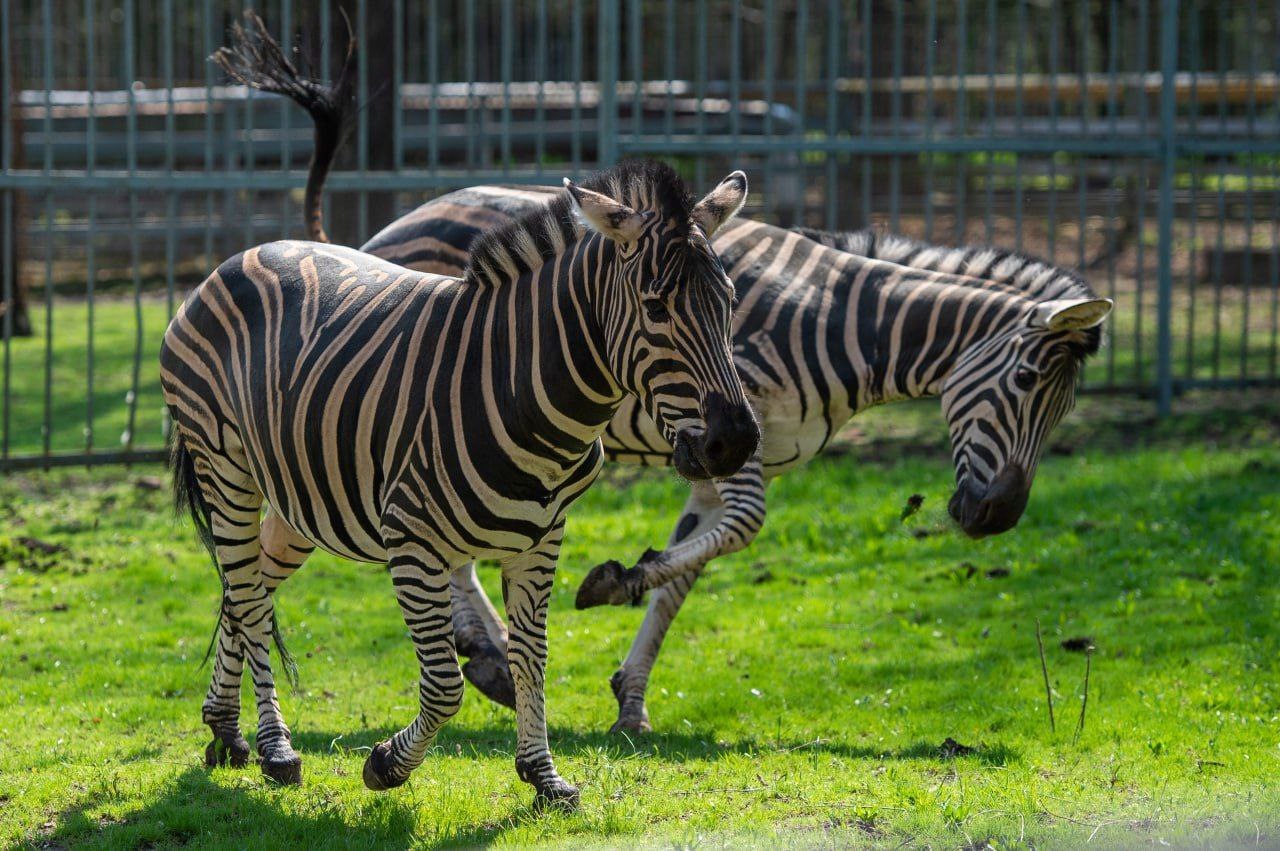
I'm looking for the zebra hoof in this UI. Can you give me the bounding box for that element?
[609,713,652,735]
[260,745,303,786]
[462,653,517,710]
[204,729,251,769]
[362,742,406,791]
[532,779,581,813]
[575,560,640,609]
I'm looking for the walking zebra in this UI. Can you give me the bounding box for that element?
[234,19,1111,732]
[160,154,758,805]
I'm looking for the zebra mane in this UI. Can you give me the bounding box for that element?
[793,227,1098,303]
[794,226,1103,357]
[465,159,695,287]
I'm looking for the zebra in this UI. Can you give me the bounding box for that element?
[161,146,759,804]
[233,21,1112,732]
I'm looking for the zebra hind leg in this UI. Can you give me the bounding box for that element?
[362,540,464,791]
[188,443,303,785]
[201,507,314,769]
[451,562,516,710]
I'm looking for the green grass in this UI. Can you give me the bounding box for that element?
[3,402,1280,848]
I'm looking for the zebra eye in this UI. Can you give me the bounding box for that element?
[1013,367,1037,391]
[644,298,671,324]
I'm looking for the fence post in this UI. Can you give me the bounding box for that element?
[1155,0,1179,416]
[597,0,620,167]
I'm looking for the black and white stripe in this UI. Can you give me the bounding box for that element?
[160,159,756,806]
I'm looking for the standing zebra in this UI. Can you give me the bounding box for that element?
[160,158,758,805]
[226,19,1111,732]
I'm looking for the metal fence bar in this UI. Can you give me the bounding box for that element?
[1155,0,1180,416]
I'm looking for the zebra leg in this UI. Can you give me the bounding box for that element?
[503,527,579,810]
[576,456,765,609]
[202,506,313,769]
[362,542,464,791]
[199,468,303,785]
[451,563,516,710]
[607,468,768,733]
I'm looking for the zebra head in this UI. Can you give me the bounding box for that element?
[941,297,1113,538]
[564,165,759,480]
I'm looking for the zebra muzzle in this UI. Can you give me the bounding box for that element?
[948,464,1030,538]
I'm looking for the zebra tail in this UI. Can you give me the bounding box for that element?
[170,435,301,690]
[210,11,357,244]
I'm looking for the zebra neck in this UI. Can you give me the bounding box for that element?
[476,238,626,464]
[850,271,1035,407]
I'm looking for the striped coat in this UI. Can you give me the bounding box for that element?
[160,160,757,805]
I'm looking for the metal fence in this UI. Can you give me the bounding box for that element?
[2,0,1278,471]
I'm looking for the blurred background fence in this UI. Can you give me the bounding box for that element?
[1,0,1278,470]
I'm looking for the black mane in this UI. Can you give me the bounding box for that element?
[466,159,695,286]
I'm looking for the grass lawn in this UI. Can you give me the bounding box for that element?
[2,395,1279,849]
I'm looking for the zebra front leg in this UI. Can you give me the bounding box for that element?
[451,562,516,710]
[503,527,579,810]
[576,456,764,609]
[202,506,313,770]
[362,542,464,791]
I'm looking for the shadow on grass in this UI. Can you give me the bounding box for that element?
[291,720,1016,767]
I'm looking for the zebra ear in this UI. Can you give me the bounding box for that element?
[692,170,749,237]
[563,178,652,244]
[1028,297,1114,331]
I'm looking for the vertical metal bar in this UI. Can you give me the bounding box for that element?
[242,0,255,248]
[824,0,838,228]
[695,0,708,188]
[571,0,582,171]
[731,0,742,142]
[125,0,143,454]
[954,0,968,242]
[164,0,176,315]
[1076,0,1087,275]
[663,0,674,142]
[0,0,11,460]
[357,0,368,240]
[1134,0,1151,386]
[923,0,937,240]
[428,0,439,173]
[1271,0,1280,378]
[861,0,872,226]
[1047,0,1059,263]
[1105,0,1119,384]
[1155,0,1179,415]
[763,0,776,221]
[1185,1,1200,380]
[465,0,477,168]
[202,0,213,278]
[280,0,292,236]
[42,0,55,461]
[501,0,513,171]
[597,0,619,167]
[86,0,97,457]
[1013,0,1025,253]
[630,0,642,139]
[393,0,404,178]
[1240,0,1258,381]
[984,0,995,242]
[889,0,902,231]
[1211,4,1226,380]
[536,0,547,172]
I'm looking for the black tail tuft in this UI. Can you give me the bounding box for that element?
[211,10,356,244]
[170,434,300,691]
